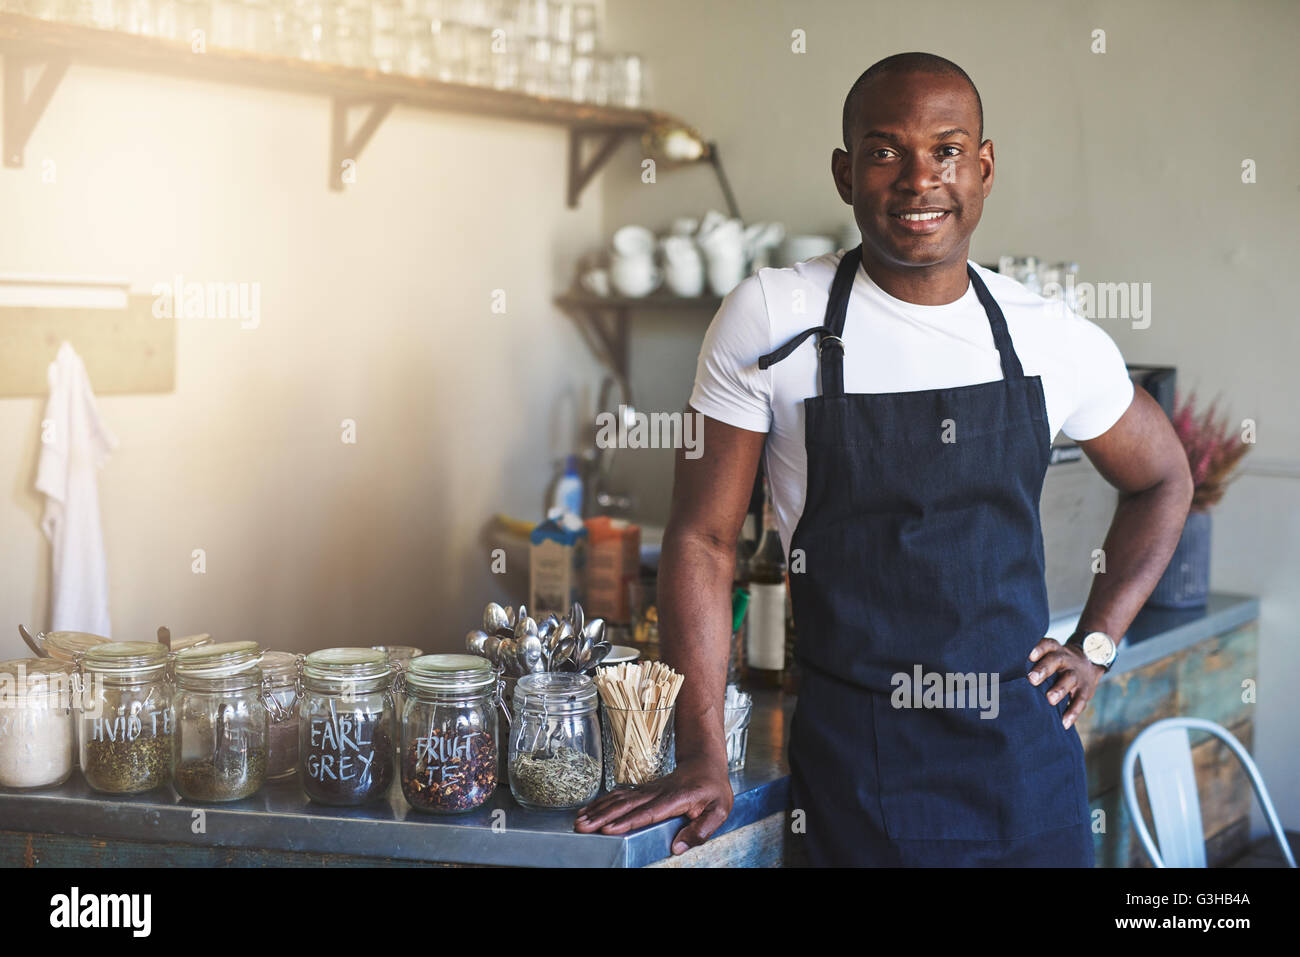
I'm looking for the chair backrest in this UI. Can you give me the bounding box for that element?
[1122,716,1296,869]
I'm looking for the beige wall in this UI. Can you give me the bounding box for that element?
[1,62,607,658]
[598,0,1300,832]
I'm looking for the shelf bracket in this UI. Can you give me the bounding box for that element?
[329,96,393,191]
[3,54,69,169]
[556,300,630,382]
[567,127,629,208]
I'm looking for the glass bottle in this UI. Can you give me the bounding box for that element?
[400,654,500,813]
[80,642,174,794]
[730,507,758,685]
[508,672,600,809]
[745,478,786,689]
[173,641,268,801]
[0,658,76,789]
[261,651,302,781]
[299,648,395,805]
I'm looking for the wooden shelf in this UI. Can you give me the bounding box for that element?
[555,286,723,382]
[555,290,723,310]
[0,12,690,196]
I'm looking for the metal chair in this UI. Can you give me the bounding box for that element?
[1122,716,1296,868]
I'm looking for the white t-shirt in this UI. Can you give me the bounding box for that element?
[689,250,1135,556]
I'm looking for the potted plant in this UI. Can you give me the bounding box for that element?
[1148,390,1253,608]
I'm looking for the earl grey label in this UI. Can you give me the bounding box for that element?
[306,715,376,782]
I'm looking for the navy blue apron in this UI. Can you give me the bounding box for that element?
[760,246,1093,867]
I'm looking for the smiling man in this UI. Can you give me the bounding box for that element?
[576,52,1193,867]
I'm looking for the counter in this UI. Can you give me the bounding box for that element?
[0,691,793,869]
[0,593,1259,867]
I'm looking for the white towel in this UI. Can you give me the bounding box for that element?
[35,342,117,636]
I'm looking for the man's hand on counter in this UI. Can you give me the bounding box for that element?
[573,754,734,854]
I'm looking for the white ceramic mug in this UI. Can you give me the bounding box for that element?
[610,254,661,298]
[662,238,705,297]
[612,225,656,258]
[704,249,746,297]
[580,268,611,297]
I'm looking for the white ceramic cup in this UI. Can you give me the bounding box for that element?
[610,254,661,298]
[779,234,837,266]
[662,240,705,297]
[612,225,656,258]
[580,268,611,297]
[704,249,746,297]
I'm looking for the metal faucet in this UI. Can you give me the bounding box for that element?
[582,374,637,517]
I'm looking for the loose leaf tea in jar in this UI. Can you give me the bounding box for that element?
[79,642,174,794]
[299,648,395,805]
[172,641,269,802]
[507,672,602,810]
[400,654,500,813]
[0,658,76,789]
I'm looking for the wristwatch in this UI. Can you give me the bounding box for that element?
[1069,631,1118,672]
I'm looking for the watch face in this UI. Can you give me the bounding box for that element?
[1082,632,1114,664]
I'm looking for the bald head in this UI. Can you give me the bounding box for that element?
[842,53,983,150]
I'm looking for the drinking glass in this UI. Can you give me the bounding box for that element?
[724,700,752,772]
[601,701,675,791]
[431,16,467,82]
[463,23,493,85]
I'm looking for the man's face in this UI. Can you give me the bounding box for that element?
[833,72,994,270]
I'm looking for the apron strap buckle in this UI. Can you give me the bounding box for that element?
[817,334,844,355]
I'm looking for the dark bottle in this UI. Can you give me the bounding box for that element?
[729,511,758,685]
[745,479,786,689]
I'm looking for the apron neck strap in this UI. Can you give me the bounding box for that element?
[816,244,862,396]
[965,264,1025,380]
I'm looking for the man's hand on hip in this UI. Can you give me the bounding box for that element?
[1027,637,1104,730]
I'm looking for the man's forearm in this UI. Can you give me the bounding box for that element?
[1073,474,1195,641]
[657,529,734,766]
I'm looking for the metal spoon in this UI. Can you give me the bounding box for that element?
[552,635,576,669]
[575,632,593,669]
[583,618,606,646]
[521,634,543,670]
[484,603,511,634]
[18,624,47,658]
[466,629,491,656]
[497,638,519,674]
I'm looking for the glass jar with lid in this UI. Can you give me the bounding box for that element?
[299,648,395,805]
[173,641,268,802]
[31,631,110,772]
[508,672,601,809]
[400,654,502,813]
[79,642,174,794]
[261,651,302,781]
[31,631,110,665]
[0,658,76,789]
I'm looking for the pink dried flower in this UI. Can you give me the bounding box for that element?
[1170,389,1252,511]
